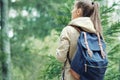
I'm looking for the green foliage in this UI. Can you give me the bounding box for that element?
[42,56,62,80]
[105,21,120,35]
[108,43,120,61]
[100,1,120,80]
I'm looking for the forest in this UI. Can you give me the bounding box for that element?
[0,0,120,80]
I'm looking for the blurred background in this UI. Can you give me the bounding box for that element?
[0,0,120,80]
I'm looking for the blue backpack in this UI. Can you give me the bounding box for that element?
[70,31,108,80]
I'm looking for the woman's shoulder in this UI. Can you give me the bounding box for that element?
[63,25,77,32]
[61,25,79,37]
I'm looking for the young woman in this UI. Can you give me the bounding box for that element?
[56,0,102,80]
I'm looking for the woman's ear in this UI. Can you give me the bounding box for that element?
[77,8,83,16]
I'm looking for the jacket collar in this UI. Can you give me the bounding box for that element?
[69,17,96,33]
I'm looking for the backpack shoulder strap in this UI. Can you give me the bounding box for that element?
[66,24,85,64]
[68,24,82,33]
[65,24,81,65]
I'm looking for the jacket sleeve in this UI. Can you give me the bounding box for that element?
[56,27,70,63]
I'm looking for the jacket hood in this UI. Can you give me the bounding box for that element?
[69,17,96,33]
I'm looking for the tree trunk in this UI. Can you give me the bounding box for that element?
[118,60,120,80]
[1,0,11,80]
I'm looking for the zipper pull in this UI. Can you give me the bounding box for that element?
[85,64,87,72]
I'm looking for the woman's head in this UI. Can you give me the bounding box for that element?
[71,0,94,19]
[71,0,102,34]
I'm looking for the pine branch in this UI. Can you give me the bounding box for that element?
[105,21,120,35]
[101,2,118,14]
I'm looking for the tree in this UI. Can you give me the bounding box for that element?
[0,0,11,80]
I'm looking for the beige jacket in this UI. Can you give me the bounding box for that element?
[56,17,96,80]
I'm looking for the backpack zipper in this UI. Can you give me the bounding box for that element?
[85,64,87,72]
[84,64,107,72]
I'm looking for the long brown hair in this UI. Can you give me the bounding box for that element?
[75,0,102,34]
